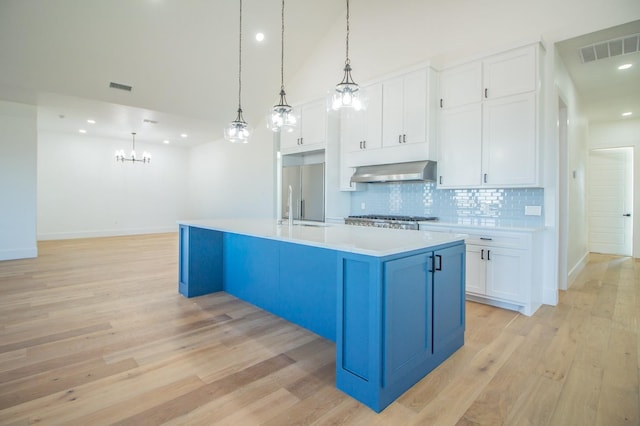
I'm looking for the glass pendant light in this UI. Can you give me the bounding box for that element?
[267,0,297,133]
[224,0,251,143]
[332,0,362,111]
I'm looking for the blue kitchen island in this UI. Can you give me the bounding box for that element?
[177,219,466,412]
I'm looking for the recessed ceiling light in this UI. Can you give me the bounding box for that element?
[618,63,633,70]
[622,111,633,117]
[87,119,96,124]
[163,140,170,144]
[180,133,188,138]
[78,129,87,134]
[256,32,265,42]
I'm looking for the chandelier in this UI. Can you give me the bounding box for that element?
[331,0,362,111]
[266,0,297,133]
[224,0,251,143]
[115,132,151,164]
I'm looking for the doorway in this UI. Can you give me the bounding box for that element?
[587,147,634,256]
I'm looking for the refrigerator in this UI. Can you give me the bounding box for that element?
[282,163,325,222]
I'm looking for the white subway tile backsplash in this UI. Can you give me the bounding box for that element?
[350,182,544,225]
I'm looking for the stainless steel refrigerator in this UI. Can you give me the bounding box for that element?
[282,163,325,222]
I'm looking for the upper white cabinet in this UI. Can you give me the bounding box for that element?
[341,67,436,170]
[342,84,383,154]
[439,62,482,109]
[382,69,427,147]
[437,44,542,189]
[281,99,327,154]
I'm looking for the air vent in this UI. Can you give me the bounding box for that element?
[580,33,640,63]
[109,81,133,92]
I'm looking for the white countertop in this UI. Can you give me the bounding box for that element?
[179,219,465,257]
[419,217,546,232]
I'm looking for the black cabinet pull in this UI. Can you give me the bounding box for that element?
[398,135,402,144]
[429,255,434,273]
[480,237,492,241]
[484,88,488,98]
[487,250,491,261]
[480,249,484,260]
[363,140,366,149]
[623,213,631,217]
[440,98,443,108]
[403,134,406,143]
[439,176,443,185]
[483,173,488,183]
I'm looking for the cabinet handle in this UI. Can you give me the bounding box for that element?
[487,250,491,261]
[300,137,303,145]
[398,134,402,144]
[440,98,443,108]
[480,237,492,241]
[483,173,488,183]
[403,134,406,143]
[435,255,442,271]
[484,88,488,98]
[359,141,362,149]
[481,249,484,260]
[363,140,366,149]
[429,255,434,273]
[439,176,443,185]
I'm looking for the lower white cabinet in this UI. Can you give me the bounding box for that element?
[420,224,542,316]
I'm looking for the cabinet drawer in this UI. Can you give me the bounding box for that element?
[464,232,530,249]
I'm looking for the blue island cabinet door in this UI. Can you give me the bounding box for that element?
[433,244,466,354]
[383,253,433,387]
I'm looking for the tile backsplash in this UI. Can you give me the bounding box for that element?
[350,182,544,225]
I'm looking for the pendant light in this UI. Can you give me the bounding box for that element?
[267,0,297,133]
[332,0,361,111]
[115,132,151,164]
[224,0,251,143]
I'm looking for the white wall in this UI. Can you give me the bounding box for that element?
[0,100,37,260]
[555,53,589,286]
[186,123,277,220]
[589,119,640,258]
[37,131,189,239]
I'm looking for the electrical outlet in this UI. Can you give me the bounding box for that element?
[361,202,366,210]
[525,205,542,216]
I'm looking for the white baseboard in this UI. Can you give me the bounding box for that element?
[567,252,589,289]
[37,226,177,241]
[0,246,38,261]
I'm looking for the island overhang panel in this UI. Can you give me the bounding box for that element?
[177,219,465,412]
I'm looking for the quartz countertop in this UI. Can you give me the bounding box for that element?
[419,217,546,232]
[179,219,465,257]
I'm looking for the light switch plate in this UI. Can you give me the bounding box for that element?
[525,205,542,216]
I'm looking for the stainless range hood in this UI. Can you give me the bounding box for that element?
[350,160,437,183]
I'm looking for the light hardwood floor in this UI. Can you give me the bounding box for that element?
[0,233,638,425]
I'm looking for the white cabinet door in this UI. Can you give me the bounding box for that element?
[382,69,427,147]
[343,84,383,153]
[440,62,482,109]
[482,92,537,186]
[280,100,326,153]
[483,45,536,100]
[437,103,482,188]
[485,246,526,303]
[465,245,486,295]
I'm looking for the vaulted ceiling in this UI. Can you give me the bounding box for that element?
[1,1,638,148]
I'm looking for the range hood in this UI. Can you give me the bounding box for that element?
[350,160,437,183]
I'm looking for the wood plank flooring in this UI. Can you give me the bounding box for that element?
[0,233,638,425]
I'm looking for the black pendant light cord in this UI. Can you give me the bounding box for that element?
[345,0,350,66]
[237,0,243,113]
[280,0,285,90]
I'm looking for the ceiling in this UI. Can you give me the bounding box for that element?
[0,2,638,148]
[556,20,640,123]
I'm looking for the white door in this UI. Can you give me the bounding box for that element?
[588,148,633,256]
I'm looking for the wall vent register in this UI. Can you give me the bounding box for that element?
[580,33,639,63]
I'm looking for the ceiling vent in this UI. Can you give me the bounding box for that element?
[580,33,640,63]
[109,81,133,92]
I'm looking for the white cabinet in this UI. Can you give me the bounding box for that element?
[341,67,435,170]
[437,44,541,189]
[281,99,327,154]
[419,223,543,316]
[342,84,383,153]
[382,69,427,147]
